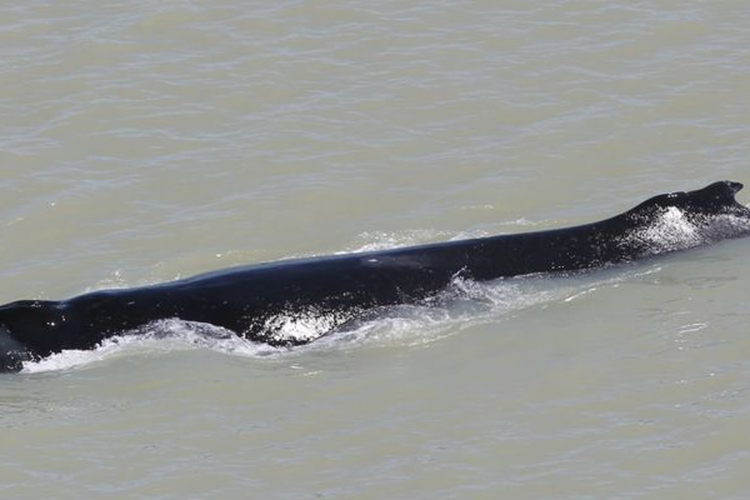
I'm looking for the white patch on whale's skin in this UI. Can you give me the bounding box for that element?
[627,207,704,255]
[620,206,750,258]
[262,307,356,344]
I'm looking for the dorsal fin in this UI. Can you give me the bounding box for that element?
[628,180,745,216]
[692,180,743,205]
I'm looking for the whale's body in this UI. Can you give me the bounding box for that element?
[1,180,749,372]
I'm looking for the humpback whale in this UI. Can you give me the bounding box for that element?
[1,180,749,372]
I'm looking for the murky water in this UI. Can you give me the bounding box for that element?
[2,1,750,498]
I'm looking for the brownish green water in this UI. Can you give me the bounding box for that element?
[2,1,750,498]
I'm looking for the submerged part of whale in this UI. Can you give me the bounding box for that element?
[1,180,749,372]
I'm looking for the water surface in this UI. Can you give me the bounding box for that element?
[2,1,750,498]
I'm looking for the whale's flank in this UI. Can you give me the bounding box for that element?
[1,180,749,373]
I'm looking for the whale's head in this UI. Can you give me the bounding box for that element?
[0,300,71,373]
[0,324,32,373]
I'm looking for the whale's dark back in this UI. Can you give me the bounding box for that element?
[1,180,749,373]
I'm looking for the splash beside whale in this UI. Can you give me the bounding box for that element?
[2,180,749,373]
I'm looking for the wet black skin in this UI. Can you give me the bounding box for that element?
[1,180,749,372]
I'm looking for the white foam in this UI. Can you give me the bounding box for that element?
[262,308,348,344]
[340,223,533,254]
[20,320,281,374]
[341,229,455,254]
[20,273,589,374]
